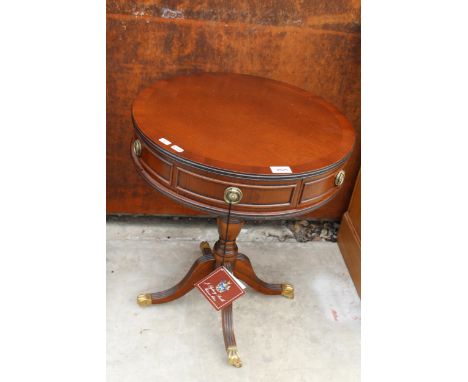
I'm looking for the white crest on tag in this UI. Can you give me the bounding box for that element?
[223,267,246,290]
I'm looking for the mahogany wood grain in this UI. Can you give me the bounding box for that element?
[107,2,361,219]
[221,262,239,360]
[131,73,355,219]
[234,254,283,296]
[133,73,354,176]
[221,303,237,350]
[347,170,361,237]
[144,217,289,306]
[133,70,358,365]
[141,214,291,366]
[338,170,361,296]
[148,253,215,304]
[213,217,243,264]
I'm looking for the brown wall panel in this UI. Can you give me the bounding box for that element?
[107,1,361,219]
[338,170,361,295]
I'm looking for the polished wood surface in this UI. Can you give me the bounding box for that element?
[338,170,360,296]
[234,254,283,296]
[133,73,355,176]
[132,74,355,219]
[147,253,215,304]
[106,1,361,219]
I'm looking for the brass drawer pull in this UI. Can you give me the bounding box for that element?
[335,170,345,186]
[224,187,243,204]
[133,139,142,157]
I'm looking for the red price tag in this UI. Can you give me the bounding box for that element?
[195,267,246,311]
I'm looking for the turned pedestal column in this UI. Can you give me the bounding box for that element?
[137,213,293,367]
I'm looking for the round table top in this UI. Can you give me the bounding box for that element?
[132,73,355,178]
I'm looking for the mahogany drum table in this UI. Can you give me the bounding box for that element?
[131,73,355,367]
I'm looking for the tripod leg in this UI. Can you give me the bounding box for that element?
[137,242,215,306]
[222,304,242,367]
[234,253,294,299]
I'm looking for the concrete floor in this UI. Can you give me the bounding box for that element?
[107,218,360,382]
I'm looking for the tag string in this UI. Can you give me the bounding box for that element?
[222,201,233,267]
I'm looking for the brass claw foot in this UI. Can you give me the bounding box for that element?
[281,283,294,299]
[137,293,152,306]
[200,241,214,257]
[200,241,210,250]
[227,346,242,368]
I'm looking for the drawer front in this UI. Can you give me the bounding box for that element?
[176,168,296,208]
[133,136,349,218]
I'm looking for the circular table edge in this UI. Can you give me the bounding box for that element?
[131,134,354,219]
[131,73,356,177]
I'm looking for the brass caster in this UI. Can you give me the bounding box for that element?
[281,283,294,299]
[200,241,213,257]
[200,241,211,250]
[137,293,152,307]
[227,346,242,368]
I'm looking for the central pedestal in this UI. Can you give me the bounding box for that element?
[137,217,294,367]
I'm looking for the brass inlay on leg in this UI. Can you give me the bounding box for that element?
[281,283,294,299]
[137,293,152,306]
[227,346,242,368]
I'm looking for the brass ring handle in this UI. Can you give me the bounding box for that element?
[133,139,142,157]
[224,187,243,204]
[335,170,345,186]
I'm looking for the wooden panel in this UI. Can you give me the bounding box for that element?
[132,136,348,218]
[338,212,360,295]
[347,170,361,237]
[107,1,361,218]
[337,170,360,296]
[175,168,295,207]
[299,172,337,204]
[140,149,172,185]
